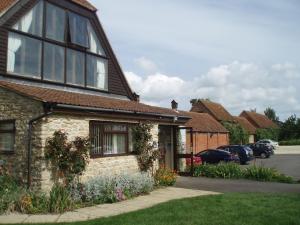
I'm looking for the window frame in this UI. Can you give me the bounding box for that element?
[90,121,133,158]
[0,120,16,154]
[6,0,109,93]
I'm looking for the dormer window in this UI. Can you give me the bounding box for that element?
[6,0,108,91]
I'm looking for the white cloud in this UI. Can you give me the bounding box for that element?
[134,57,158,73]
[125,61,300,120]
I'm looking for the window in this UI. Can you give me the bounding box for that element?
[87,22,105,56]
[46,3,66,42]
[13,1,44,37]
[0,121,15,153]
[86,55,108,90]
[90,123,133,156]
[67,49,85,86]
[43,43,65,82]
[7,32,42,77]
[68,12,89,48]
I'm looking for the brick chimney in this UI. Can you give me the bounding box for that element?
[171,100,178,110]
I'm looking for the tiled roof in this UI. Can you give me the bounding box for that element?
[0,81,189,119]
[191,100,234,122]
[0,0,97,14]
[240,111,279,129]
[233,116,256,134]
[184,112,228,133]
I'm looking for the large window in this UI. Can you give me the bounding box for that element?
[43,43,65,82]
[90,123,133,157]
[0,121,15,153]
[7,32,42,77]
[7,1,108,91]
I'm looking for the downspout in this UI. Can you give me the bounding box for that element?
[27,103,54,189]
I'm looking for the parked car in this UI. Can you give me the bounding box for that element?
[256,139,279,149]
[186,156,202,166]
[217,145,254,165]
[195,149,239,164]
[246,143,274,158]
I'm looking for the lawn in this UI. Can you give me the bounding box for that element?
[20,193,300,225]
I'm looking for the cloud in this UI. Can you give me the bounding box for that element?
[134,57,158,73]
[125,61,300,120]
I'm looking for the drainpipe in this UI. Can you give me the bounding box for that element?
[27,103,54,189]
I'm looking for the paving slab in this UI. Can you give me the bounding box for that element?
[0,187,219,224]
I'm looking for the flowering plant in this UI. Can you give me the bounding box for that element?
[154,166,177,186]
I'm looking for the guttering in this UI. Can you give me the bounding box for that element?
[27,104,54,189]
[54,104,191,120]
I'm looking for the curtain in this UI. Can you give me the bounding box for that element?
[96,59,107,89]
[7,33,22,73]
[88,22,105,56]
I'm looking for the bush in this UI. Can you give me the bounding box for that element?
[194,163,242,179]
[279,139,300,146]
[154,167,177,186]
[70,173,154,204]
[256,128,279,141]
[16,192,48,214]
[49,184,74,213]
[193,163,294,183]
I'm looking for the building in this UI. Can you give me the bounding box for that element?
[0,0,191,190]
[184,112,229,153]
[233,116,256,143]
[240,111,278,129]
[190,99,234,123]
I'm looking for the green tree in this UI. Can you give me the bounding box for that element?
[264,107,279,123]
[222,122,249,145]
[256,128,279,141]
[279,114,299,140]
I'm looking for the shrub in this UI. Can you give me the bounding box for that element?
[256,128,279,142]
[194,163,242,179]
[49,184,74,213]
[70,173,154,204]
[222,122,249,145]
[279,139,300,146]
[16,192,48,214]
[154,167,177,186]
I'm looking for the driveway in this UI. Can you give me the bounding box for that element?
[175,146,300,193]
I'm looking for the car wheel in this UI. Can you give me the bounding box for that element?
[260,152,267,159]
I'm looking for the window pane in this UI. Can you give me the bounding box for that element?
[13,1,43,37]
[66,49,85,86]
[87,22,105,56]
[7,32,42,78]
[87,55,108,90]
[103,133,126,155]
[46,3,66,42]
[104,125,127,132]
[0,133,14,151]
[0,122,14,131]
[68,12,89,47]
[43,43,65,82]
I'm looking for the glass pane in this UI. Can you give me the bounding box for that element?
[13,1,43,37]
[7,32,42,78]
[0,133,14,151]
[87,22,105,56]
[43,43,65,82]
[0,122,14,131]
[87,55,108,90]
[66,49,85,86]
[103,133,126,155]
[68,12,89,47]
[104,125,127,132]
[46,3,66,42]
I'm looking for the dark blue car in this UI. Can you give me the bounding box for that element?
[217,145,254,165]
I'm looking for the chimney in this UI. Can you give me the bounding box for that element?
[133,92,140,102]
[171,100,178,110]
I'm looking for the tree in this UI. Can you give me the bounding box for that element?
[222,122,249,145]
[264,107,279,123]
[279,114,299,140]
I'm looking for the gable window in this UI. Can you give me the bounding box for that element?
[0,120,15,153]
[68,12,89,48]
[87,55,107,90]
[90,122,133,157]
[67,49,85,86]
[45,3,66,42]
[13,1,44,37]
[7,0,108,91]
[7,32,42,77]
[43,43,65,82]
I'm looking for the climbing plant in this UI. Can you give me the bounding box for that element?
[45,130,90,186]
[132,123,160,173]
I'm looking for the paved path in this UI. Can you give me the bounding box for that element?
[0,187,219,224]
[175,176,300,193]
[276,145,300,155]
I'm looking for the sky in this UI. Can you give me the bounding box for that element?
[90,0,300,120]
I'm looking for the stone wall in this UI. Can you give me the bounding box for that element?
[0,87,44,185]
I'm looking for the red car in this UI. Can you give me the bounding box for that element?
[186,156,202,166]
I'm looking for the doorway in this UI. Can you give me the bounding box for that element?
[158,125,175,170]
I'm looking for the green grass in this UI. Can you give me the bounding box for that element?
[19,193,300,225]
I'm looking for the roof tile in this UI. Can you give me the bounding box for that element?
[233,116,256,134]
[240,111,278,129]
